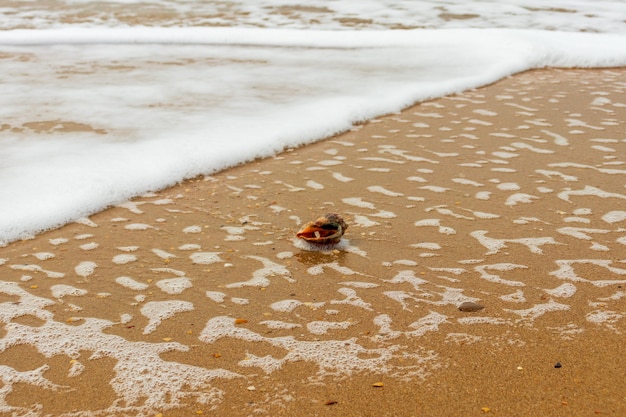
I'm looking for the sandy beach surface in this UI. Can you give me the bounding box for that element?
[1,68,625,416]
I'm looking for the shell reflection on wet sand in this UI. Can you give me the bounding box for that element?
[1,69,626,416]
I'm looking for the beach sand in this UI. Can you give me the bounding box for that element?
[1,68,625,416]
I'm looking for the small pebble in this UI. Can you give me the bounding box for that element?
[554,362,562,368]
[247,386,256,391]
[458,301,485,312]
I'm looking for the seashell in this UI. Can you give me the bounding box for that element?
[296,213,348,245]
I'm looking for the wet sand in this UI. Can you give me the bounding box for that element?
[1,68,625,416]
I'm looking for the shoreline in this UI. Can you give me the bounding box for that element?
[1,67,625,416]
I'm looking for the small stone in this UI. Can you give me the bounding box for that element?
[554,362,562,368]
[372,381,384,387]
[247,386,256,391]
[458,301,485,312]
[325,400,338,406]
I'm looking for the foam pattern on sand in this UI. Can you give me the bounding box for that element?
[0,25,625,243]
[1,69,625,415]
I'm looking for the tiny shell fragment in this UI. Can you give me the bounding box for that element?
[234,318,248,324]
[372,381,384,387]
[458,301,485,312]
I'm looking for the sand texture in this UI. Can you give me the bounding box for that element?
[1,68,625,416]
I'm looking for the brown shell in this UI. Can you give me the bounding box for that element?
[296,213,348,244]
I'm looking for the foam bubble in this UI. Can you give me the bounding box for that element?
[544,283,577,298]
[199,316,410,376]
[505,300,570,321]
[226,256,292,288]
[474,264,527,287]
[113,254,137,264]
[260,320,302,330]
[602,211,626,224]
[152,248,177,259]
[178,243,201,250]
[74,261,97,278]
[270,299,302,312]
[49,238,68,245]
[206,291,226,303]
[10,264,65,279]
[140,300,194,334]
[505,193,538,206]
[307,262,361,276]
[115,276,149,290]
[50,284,87,298]
[190,252,223,264]
[341,197,376,209]
[156,277,192,295]
[307,320,354,335]
[124,223,153,230]
[337,282,377,289]
[352,214,380,228]
[500,290,527,303]
[79,242,99,251]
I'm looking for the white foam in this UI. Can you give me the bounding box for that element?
[199,316,411,376]
[10,264,65,279]
[152,267,186,277]
[505,300,570,321]
[50,284,87,299]
[505,193,538,206]
[331,172,354,182]
[270,299,303,313]
[339,281,379,289]
[74,261,97,278]
[410,242,441,250]
[500,290,527,303]
[152,248,177,259]
[115,276,149,291]
[586,310,623,326]
[225,256,292,288]
[474,264,527,287]
[112,254,137,264]
[117,246,139,252]
[367,185,403,197]
[190,252,223,265]
[307,262,361,276]
[206,291,226,303]
[307,320,354,335]
[140,300,194,334]
[306,180,324,190]
[330,288,372,311]
[178,243,201,250]
[124,223,153,231]
[79,242,99,251]
[544,283,577,298]
[1,4,626,410]
[471,230,558,255]
[352,214,380,228]
[155,277,192,295]
[602,211,626,224]
[341,197,376,209]
[260,320,301,330]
